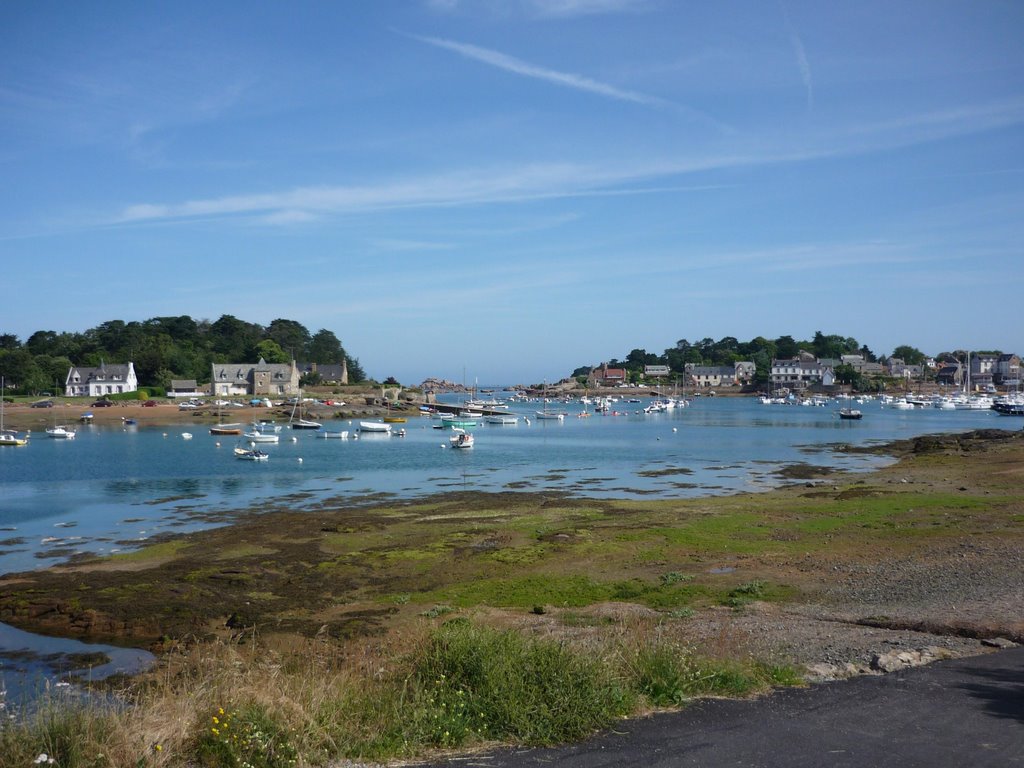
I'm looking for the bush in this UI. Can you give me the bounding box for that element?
[411,621,633,746]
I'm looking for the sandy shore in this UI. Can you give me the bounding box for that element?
[1,396,409,432]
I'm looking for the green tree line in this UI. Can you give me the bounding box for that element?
[0,315,365,395]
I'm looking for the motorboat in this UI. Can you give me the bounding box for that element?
[484,414,519,425]
[534,411,565,421]
[234,447,269,461]
[45,425,76,439]
[244,430,280,444]
[449,428,474,449]
[317,430,350,439]
[358,421,392,433]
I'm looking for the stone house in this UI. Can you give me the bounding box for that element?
[210,358,300,397]
[299,360,349,384]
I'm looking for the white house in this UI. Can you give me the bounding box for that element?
[65,362,138,398]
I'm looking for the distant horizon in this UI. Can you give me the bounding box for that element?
[3,2,1021,384]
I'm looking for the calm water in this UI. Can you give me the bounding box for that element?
[0,394,1012,707]
[0,395,1008,575]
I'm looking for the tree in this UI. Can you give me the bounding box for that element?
[267,319,311,361]
[0,334,20,351]
[345,355,366,382]
[210,315,264,360]
[308,329,343,364]
[255,339,289,364]
[774,335,800,359]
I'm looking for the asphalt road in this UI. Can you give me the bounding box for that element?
[424,647,1024,768]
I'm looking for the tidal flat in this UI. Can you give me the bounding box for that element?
[2,429,1021,654]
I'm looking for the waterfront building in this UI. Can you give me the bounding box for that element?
[64,362,138,398]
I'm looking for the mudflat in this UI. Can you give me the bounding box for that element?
[1,427,1021,679]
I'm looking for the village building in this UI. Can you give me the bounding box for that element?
[64,362,138,398]
[995,354,1021,388]
[168,379,203,398]
[770,355,835,391]
[643,364,670,378]
[935,361,964,387]
[210,358,300,397]
[587,364,629,387]
[685,361,757,388]
[298,359,349,384]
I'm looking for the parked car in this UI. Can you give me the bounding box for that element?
[91,400,114,407]
[31,399,54,408]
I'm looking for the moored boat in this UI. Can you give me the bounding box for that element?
[234,446,269,461]
[358,421,392,433]
[45,425,77,439]
[449,427,474,449]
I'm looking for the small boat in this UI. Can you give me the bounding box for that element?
[441,417,478,428]
[234,447,269,461]
[534,411,565,421]
[317,430,350,439]
[0,430,27,447]
[383,416,407,423]
[358,421,392,433]
[210,424,244,435]
[0,378,27,445]
[449,428,474,449]
[182,432,193,440]
[79,412,94,423]
[484,414,519,425]
[288,389,322,429]
[45,425,76,439]
[243,430,280,444]
[838,408,863,420]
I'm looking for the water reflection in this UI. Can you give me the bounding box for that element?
[0,621,154,720]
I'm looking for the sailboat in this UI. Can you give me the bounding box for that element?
[45,402,77,439]
[534,381,566,421]
[0,377,27,446]
[289,390,321,430]
[209,396,243,435]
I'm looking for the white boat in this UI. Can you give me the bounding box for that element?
[358,421,392,433]
[484,414,519,425]
[244,430,280,444]
[0,378,27,446]
[449,427,474,449]
[45,425,77,439]
[234,446,269,461]
[534,411,565,421]
[317,430,350,439]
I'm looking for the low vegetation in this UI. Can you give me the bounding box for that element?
[0,621,797,767]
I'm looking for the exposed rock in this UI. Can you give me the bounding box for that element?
[981,637,1018,649]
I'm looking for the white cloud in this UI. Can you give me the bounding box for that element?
[409,33,675,110]
[527,0,650,18]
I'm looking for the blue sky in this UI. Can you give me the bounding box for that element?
[2,1,1022,384]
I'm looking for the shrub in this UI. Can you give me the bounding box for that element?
[410,621,633,746]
